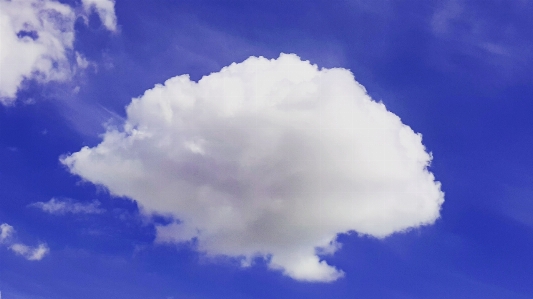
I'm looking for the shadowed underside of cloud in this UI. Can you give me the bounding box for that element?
[62,54,444,282]
[0,223,49,261]
[0,0,116,104]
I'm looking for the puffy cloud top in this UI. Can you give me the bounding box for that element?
[62,54,444,282]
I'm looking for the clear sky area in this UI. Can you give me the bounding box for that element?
[1,0,532,298]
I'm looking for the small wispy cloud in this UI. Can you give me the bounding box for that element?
[81,0,118,32]
[29,198,104,215]
[0,223,15,242]
[0,223,49,261]
[10,243,49,261]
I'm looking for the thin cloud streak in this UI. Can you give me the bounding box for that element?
[29,198,105,215]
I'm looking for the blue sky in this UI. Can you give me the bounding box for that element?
[1,0,533,298]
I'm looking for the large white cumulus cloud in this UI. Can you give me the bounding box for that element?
[62,54,444,282]
[0,0,117,104]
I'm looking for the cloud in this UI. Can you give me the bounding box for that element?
[62,54,444,282]
[1,223,15,242]
[29,198,104,215]
[0,223,49,261]
[0,0,117,104]
[76,52,91,69]
[10,243,49,261]
[82,0,117,32]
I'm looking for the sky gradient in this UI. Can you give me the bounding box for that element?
[1,0,533,298]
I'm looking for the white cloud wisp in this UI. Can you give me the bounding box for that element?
[62,54,444,282]
[81,0,117,32]
[10,243,49,261]
[0,223,14,242]
[0,0,117,104]
[0,223,49,261]
[29,198,104,215]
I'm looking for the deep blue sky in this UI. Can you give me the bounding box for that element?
[1,0,533,298]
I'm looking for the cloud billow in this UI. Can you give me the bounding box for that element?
[62,54,444,282]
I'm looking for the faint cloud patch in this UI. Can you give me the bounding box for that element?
[345,0,394,17]
[75,52,91,70]
[428,0,533,85]
[431,0,463,36]
[502,184,533,228]
[29,198,105,215]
